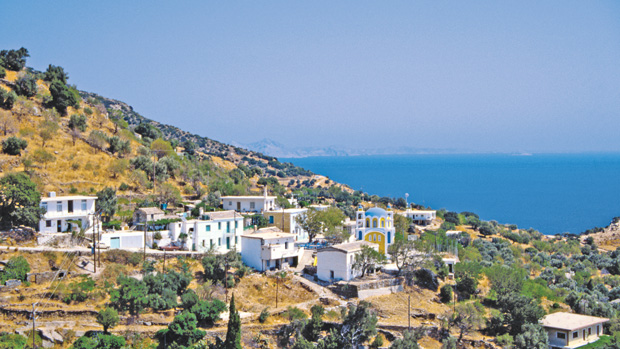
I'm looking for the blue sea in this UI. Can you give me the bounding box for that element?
[283,153,620,235]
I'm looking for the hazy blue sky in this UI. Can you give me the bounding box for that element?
[3,1,620,153]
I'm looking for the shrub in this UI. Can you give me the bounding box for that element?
[439,284,453,303]
[2,136,27,155]
[119,182,129,191]
[0,256,31,283]
[14,73,37,97]
[259,307,270,323]
[414,268,439,292]
[68,114,87,132]
[285,306,308,321]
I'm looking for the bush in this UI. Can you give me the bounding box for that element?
[285,306,308,321]
[68,114,87,132]
[0,255,31,283]
[414,268,439,292]
[14,73,37,97]
[439,284,453,303]
[119,182,129,191]
[259,307,270,323]
[2,137,27,155]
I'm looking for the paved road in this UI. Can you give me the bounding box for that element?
[0,245,207,255]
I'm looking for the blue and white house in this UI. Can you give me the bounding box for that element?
[169,210,245,253]
[355,205,395,254]
[39,193,99,234]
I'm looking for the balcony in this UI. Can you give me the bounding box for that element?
[261,243,300,260]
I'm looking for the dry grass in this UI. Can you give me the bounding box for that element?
[233,273,316,313]
[366,287,449,327]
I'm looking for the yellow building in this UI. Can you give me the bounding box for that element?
[354,205,395,254]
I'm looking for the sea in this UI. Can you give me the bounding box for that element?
[283,153,620,236]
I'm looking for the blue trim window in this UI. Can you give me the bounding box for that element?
[388,232,391,244]
[206,225,211,232]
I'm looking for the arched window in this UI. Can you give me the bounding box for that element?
[358,231,362,240]
[366,218,370,228]
[388,232,391,244]
[380,218,385,228]
[373,218,378,228]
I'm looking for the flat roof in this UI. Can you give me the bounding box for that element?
[404,210,436,214]
[541,312,609,331]
[41,195,97,202]
[319,241,374,253]
[266,208,307,214]
[204,210,241,220]
[242,231,295,240]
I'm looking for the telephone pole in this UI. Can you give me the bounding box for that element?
[31,303,37,348]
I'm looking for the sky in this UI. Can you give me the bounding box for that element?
[3,1,620,153]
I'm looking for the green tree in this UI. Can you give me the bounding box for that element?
[87,130,108,152]
[31,148,55,169]
[320,207,349,243]
[109,274,148,316]
[44,65,68,84]
[295,209,323,243]
[150,138,174,159]
[0,173,44,229]
[393,214,411,235]
[339,301,377,348]
[190,299,227,326]
[2,137,27,155]
[0,48,29,71]
[96,307,119,333]
[302,305,324,341]
[49,79,79,115]
[96,187,117,223]
[455,274,478,300]
[0,255,31,283]
[292,336,314,349]
[14,73,37,97]
[452,302,485,343]
[353,245,386,278]
[388,239,420,273]
[224,294,242,349]
[38,119,59,147]
[108,159,129,179]
[498,292,545,336]
[439,285,453,303]
[0,110,17,136]
[389,329,422,349]
[485,264,526,295]
[513,323,548,349]
[68,114,87,132]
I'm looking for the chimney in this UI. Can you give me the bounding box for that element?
[49,192,56,198]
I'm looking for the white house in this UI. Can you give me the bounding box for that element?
[400,209,436,226]
[316,241,377,282]
[168,210,244,253]
[39,193,99,234]
[241,228,303,272]
[222,188,277,213]
[308,204,330,212]
[133,207,165,225]
[541,312,609,349]
[100,231,151,249]
[264,208,309,241]
[354,205,396,254]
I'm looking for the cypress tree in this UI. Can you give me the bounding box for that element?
[224,294,241,349]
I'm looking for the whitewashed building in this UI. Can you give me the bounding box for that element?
[241,228,303,271]
[541,312,609,349]
[264,208,309,241]
[39,193,99,234]
[316,241,377,282]
[400,209,436,226]
[168,210,244,253]
[221,189,277,213]
[100,231,150,249]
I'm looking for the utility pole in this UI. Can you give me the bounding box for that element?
[408,294,411,330]
[276,274,279,308]
[96,213,101,268]
[163,249,166,274]
[31,303,37,349]
[144,219,147,262]
[93,215,97,274]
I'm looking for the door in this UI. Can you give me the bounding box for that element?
[68,200,73,213]
[57,220,62,232]
[226,237,230,249]
[110,237,120,249]
[236,202,241,211]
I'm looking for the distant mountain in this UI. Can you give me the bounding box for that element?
[235,138,462,158]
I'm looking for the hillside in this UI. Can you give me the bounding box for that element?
[0,50,350,203]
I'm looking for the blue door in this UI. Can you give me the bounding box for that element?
[110,237,120,249]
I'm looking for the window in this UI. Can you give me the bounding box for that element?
[388,232,391,244]
[330,270,335,279]
[202,240,205,247]
[81,200,87,211]
[372,218,378,228]
[218,238,221,246]
[250,202,255,209]
[573,332,579,339]
[210,239,214,248]
[206,225,211,232]
[378,235,381,242]
[226,222,230,233]
[589,328,592,335]
[557,332,566,339]
[358,213,362,219]
[229,201,232,206]
[269,216,274,224]
[41,202,48,212]
[358,231,362,240]
[366,218,370,227]
[218,222,221,230]
[285,242,289,249]
[235,221,238,228]
[46,220,52,227]
[57,201,62,212]
[235,236,238,244]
